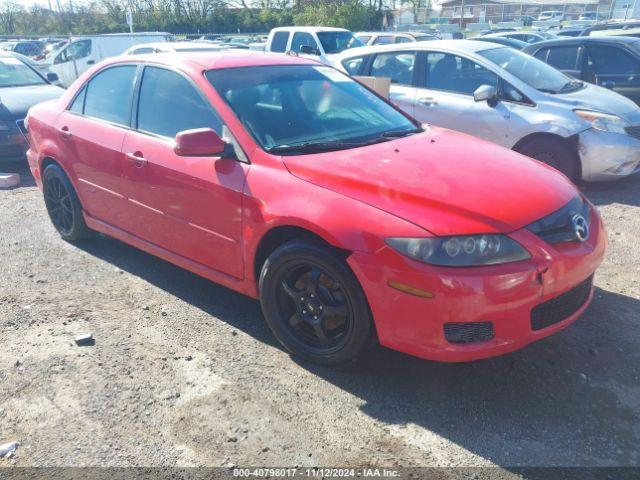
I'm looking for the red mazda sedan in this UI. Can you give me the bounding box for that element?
[26,52,607,365]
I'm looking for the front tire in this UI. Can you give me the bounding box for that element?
[42,164,92,242]
[259,240,373,366]
[518,138,580,182]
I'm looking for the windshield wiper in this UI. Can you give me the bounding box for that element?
[268,136,394,154]
[268,141,369,154]
[380,128,422,138]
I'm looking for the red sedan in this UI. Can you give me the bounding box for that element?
[26,52,607,365]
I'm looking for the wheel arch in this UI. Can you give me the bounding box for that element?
[512,131,579,154]
[253,224,352,285]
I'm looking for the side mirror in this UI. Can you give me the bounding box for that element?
[473,84,498,106]
[300,45,319,56]
[46,72,59,83]
[174,128,226,157]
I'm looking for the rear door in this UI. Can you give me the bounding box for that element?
[54,64,138,227]
[414,51,513,145]
[585,44,640,105]
[120,65,248,279]
[365,50,419,116]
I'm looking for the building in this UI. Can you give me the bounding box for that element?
[434,0,615,24]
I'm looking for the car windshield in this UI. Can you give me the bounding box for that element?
[207,65,420,154]
[480,47,582,93]
[0,56,45,87]
[316,31,363,54]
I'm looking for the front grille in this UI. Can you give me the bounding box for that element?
[444,322,494,344]
[626,126,640,140]
[526,194,591,244]
[530,275,593,331]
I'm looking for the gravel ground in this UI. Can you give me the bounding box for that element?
[0,161,639,473]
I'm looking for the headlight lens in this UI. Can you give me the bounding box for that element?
[574,109,629,134]
[386,235,531,267]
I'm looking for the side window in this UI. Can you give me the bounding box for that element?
[55,40,91,64]
[83,65,136,125]
[356,35,371,44]
[342,56,365,75]
[500,79,530,104]
[137,66,222,138]
[533,48,549,62]
[373,36,394,45]
[271,31,290,53]
[370,51,416,85]
[395,36,412,43]
[69,87,86,114]
[291,32,319,53]
[509,34,526,41]
[425,53,498,95]
[588,45,640,75]
[546,46,580,70]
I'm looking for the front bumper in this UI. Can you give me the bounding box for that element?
[578,128,640,181]
[347,209,607,362]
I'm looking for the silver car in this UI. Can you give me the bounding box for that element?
[336,40,640,181]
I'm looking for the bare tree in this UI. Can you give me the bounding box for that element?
[0,1,23,34]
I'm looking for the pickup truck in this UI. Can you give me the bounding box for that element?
[265,26,363,66]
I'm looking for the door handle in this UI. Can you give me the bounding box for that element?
[87,60,95,65]
[59,126,72,139]
[125,152,147,167]
[418,97,438,106]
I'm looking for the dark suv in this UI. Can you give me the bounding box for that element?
[524,36,640,105]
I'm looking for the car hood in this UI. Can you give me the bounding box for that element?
[550,82,639,120]
[282,128,577,236]
[0,84,64,120]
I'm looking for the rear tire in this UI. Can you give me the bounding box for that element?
[42,164,93,242]
[518,138,580,182]
[259,240,373,366]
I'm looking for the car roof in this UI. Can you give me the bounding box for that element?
[336,39,499,58]
[109,50,318,70]
[271,26,349,33]
[524,35,640,47]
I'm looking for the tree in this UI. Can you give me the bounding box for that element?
[0,2,23,34]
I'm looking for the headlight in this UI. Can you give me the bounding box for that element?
[574,110,629,135]
[386,235,531,267]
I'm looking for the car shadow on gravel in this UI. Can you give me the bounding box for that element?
[76,234,278,348]
[582,172,640,208]
[301,287,640,468]
[77,235,639,469]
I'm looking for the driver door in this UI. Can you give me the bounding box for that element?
[120,65,248,279]
[413,51,512,146]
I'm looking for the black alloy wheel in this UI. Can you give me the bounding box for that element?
[42,164,92,242]
[259,241,373,365]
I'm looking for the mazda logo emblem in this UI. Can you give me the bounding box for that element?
[572,214,589,242]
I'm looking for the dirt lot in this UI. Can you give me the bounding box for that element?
[1,161,639,473]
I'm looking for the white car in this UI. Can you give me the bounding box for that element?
[355,31,439,46]
[265,26,363,66]
[482,30,557,44]
[336,40,640,181]
[538,11,565,21]
[123,41,234,55]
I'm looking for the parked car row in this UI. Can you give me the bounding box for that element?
[25,51,607,366]
[337,40,640,182]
